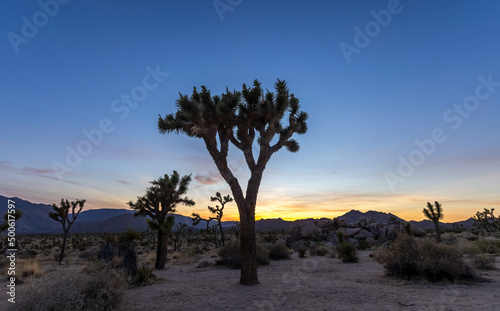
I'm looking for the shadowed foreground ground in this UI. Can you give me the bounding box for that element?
[119,251,500,311]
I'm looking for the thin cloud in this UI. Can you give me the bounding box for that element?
[194,171,224,185]
[115,179,131,185]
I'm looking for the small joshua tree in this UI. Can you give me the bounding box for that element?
[129,171,195,269]
[192,213,218,247]
[208,192,233,246]
[171,222,187,251]
[49,198,85,263]
[423,201,443,243]
[472,208,500,232]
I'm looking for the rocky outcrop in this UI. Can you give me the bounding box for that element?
[287,215,426,245]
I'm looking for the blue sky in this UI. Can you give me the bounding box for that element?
[1,0,499,221]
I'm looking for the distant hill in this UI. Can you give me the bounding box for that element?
[0,196,475,234]
[77,209,135,222]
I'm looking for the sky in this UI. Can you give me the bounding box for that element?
[1,0,499,222]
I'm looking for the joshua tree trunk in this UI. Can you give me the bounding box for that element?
[238,200,258,285]
[434,221,441,243]
[156,229,169,269]
[59,230,69,263]
[218,219,225,246]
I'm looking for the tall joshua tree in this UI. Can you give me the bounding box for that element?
[158,79,308,284]
[423,201,443,243]
[129,171,195,269]
[49,198,85,263]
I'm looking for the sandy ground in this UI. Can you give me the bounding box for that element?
[1,250,498,310]
[118,251,500,311]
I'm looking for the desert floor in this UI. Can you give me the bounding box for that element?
[118,251,500,311]
[1,250,499,310]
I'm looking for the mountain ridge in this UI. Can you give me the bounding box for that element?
[0,195,474,234]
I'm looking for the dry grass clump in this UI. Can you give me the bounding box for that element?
[172,248,201,265]
[375,235,477,282]
[217,241,269,268]
[11,262,126,311]
[17,259,44,281]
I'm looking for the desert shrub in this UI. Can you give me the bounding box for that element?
[79,249,97,261]
[466,235,478,241]
[358,240,370,250]
[217,241,269,268]
[474,239,500,254]
[375,235,477,282]
[298,247,307,258]
[471,254,496,270]
[19,249,39,259]
[338,242,358,263]
[269,243,291,260]
[418,240,475,282]
[310,244,329,257]
[12,262,125,311]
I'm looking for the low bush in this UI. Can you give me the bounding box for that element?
[474,239,500,254]
[375,235,477,282]
[298,247,307,258]
[217,241,269,268]
[268,243,291,260]
[471,254,496,270]
[12,262,126,311]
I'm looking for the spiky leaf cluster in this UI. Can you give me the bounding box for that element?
[129,171,195,232]
[158,79,308,172]
[423,201,443,222]
[49,199,85,231]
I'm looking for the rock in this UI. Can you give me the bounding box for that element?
[337,227,362,238]
[348,238,359,245]
[324,241,334,248]
[410,224,426,237]
[354,229,373,239]
[276,238,286,245]
[366,237,376,245]
[196,261,211,268]
[292,220,321,239]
